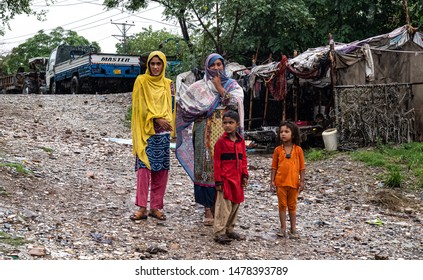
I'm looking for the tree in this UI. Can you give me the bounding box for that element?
[302,0,423,47]
[120,25,196,78]
[104,0,315,64]
[1,27,100,74]
[0,0,51,35]
[104,0,423,65]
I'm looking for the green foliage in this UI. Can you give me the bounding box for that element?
[0,0,51,35]
[0,185,7,196]
[125,106,132,128]
[1,27,101,74]
[104,0,423,65]
[39,146,54,154]
[120,26,197,78]
[0,231,28,246]
[304,148,325,161]
[351,151,386,167]
[302,0,423,48]
[0,162,32,175]
[385,168,403,188]
[352,142,423,189]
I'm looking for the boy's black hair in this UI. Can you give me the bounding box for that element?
[280,121,301,145]
[222,110,240,123]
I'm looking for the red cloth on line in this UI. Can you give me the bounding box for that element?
[267,55,288,101]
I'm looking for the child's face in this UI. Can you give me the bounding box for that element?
[279,125,293,142]
[222,117,239,134]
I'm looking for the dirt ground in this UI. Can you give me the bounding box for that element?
[0,93,422,260]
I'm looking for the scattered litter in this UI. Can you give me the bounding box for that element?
[366,217,384,226]
[103,138,176,149]
[103,138,132,145]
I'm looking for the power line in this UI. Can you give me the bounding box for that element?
[0,1,177,54]
[111,21,135,53]
[1,4,172,43]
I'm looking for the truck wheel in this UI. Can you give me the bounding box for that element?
[70,76,80,95]
[22,84,30,94]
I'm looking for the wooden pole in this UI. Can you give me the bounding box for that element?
[281,73,285,123]
[293,76,298,121]
[248,88,253,130]
[263,53,272,126]
[279,54,286,123]
[329,33,337,125]
[249,54,256,130]
[263,86,269,126]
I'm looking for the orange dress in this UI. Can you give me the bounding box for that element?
[271,144,305,188]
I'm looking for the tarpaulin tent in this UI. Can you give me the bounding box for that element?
[286,25,423,145]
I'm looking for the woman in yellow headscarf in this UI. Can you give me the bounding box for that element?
[130,51,173,221]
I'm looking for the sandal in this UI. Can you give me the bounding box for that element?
[277,230,287,238]
[129,208,148,221]
[288,230,300,239]
[203,217,214,226]
[149,209,166,221]
[214,235,232,244]
[227,232,246,241]
[203,207,214,226]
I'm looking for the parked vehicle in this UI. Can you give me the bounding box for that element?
[0,57,46,94]
[45,45,141,94]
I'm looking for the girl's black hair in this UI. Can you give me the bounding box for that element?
[222,110,240,123]
[280,121,301,145]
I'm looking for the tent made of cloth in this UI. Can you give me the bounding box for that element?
[249,25,423,142]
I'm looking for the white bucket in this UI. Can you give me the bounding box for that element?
[322,128,338,151]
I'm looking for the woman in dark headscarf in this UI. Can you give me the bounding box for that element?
[176,53,244,226]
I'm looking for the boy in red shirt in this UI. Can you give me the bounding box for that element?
[213,110,249,244]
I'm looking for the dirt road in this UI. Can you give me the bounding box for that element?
[0,93,422,260]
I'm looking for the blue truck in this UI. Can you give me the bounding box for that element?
[45,45,140,94]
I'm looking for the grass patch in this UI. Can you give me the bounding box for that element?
[0,231,28,246]
[351,142,423,189]
[125,106,132,128]
[0,162,32,175]
[0,185,8,196]
[39,146,54,154]
[304,148,337,162]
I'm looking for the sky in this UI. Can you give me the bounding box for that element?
[0,0,180,55]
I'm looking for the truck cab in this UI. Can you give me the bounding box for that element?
[45,47,58,94]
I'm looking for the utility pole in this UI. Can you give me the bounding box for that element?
[111,20,135,53]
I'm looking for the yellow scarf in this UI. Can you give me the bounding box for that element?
[131,51,173,169]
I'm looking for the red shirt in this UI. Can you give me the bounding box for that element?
[214,132,249,203]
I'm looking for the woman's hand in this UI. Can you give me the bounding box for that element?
[211,71,225,96]
[154,118,173,131]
